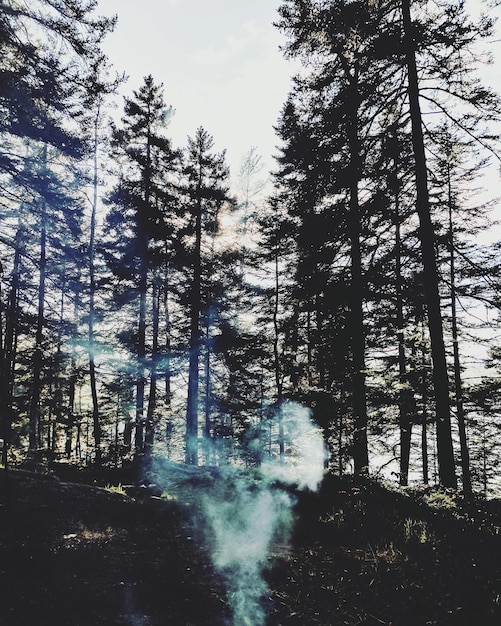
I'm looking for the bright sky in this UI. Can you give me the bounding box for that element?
[96,0,296,188]
[95,0,500,198]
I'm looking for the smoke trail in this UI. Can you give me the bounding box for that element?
[202,402,327,625]
[258,401,327,491]
[202,476,292,626]
[148,401,327,626]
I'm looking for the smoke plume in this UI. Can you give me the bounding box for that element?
[149,401,327,625]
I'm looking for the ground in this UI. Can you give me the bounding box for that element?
[0,466,500,625]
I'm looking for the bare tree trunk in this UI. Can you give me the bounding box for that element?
[447,166,471,494]
[346,79,369,475]
[89,107,102,465]
[402,0,456,487]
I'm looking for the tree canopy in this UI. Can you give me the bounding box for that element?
[1,0,501,496]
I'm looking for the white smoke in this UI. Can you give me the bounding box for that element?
[258,401,327,491]
[203,479,292,626]
[148,401,327,626]
[202,401,327,625]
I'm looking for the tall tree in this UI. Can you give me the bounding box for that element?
[401,0,456,487]
[181,127,233,465]
[0,0,116,461]
[276,0,499,486]
[105,75,179,460]
[276,0,397,473]
[81,57,123,465]
[400,0,498,486]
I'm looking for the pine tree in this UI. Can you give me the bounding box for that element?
[0,0,116,189]
[80,57,124,465]
[105,75,180,462]
[275,0,398,474]
[275,0,500,487]
[181,127,234,465]
[0,0,116,462]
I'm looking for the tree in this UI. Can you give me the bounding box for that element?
[181,127,233,465]
[0,0,116,462]
[401,0,455,487]
[105,75,179,461]
[81,57,124,465]
[275,0,401,474]
[275,0,500,486]
[399,0,498,486]
[468,344,501,495]
[0,0,116,190]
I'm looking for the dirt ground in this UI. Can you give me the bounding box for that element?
[1,467,500,625]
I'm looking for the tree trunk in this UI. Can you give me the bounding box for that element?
[66,351,77,459]
[346,79,369,475]
[29,196,47,455]
[418,311,430,484]
[402,0,456,487]
[52,273,68,459]
[391,145,415,486]
[163,254,172,407]
[338,385,346,477]
[134,119,152,458]
[273,245,285,459]
[89,107,102,465]
[185,187,202,465]
[447,169,472,494]
[395,217,413,486]
[203,321,212,462]
[145,275,160,453]
[0,260,6,473]
[65,278,80,459]
[0,224,21,465]
[134,256,147,456]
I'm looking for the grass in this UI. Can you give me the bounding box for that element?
[104,483,127,496]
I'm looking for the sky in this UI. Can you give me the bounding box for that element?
[95,0,297,188]
[95,0,501,197]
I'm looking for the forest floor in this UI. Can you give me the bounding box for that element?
[0,464,500,626]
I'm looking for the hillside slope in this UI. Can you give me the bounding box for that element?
[0,468,500,625]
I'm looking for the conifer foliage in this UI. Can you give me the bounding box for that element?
[273,0,500,487]
[0,0,500,494]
